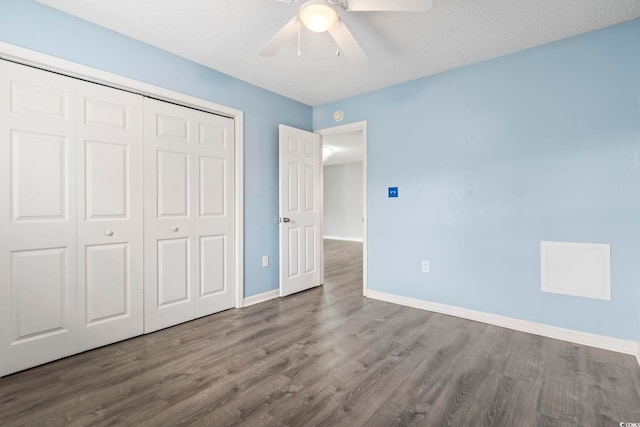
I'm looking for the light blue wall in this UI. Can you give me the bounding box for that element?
[0,0,313,298]
[315,19,640,341]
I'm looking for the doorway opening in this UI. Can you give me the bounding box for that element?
[317,121,367,295]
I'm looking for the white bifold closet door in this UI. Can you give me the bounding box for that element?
[75,81,144,351]
[144,98,235,333]
[0,61,78,375]
[0,60,144,375]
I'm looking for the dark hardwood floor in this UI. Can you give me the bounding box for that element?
[1,239,640,426]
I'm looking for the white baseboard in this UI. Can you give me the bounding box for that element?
[323,236,363,242]
[243,289,279,307]
[366,289,640,366]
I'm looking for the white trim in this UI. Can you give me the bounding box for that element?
[367,289,640,365]
[234,112,245,308]
[0,42,241,119]
[243,290,279,307]
[0,42,245,310]
[319,138,325,287]
[323,236,363,242]
[315,121,368,296]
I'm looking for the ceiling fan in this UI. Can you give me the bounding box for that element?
[259,0,433,65]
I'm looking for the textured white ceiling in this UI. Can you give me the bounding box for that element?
[36,0,640,106]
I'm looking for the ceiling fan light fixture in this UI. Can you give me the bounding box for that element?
[299,2,339,33]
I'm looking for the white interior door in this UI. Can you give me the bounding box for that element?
[0,60,78,375]
[144,98,235,333]
[278,125,322,297]
[76,81,144,350]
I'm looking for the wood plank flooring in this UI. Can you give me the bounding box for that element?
[1,239,640,426]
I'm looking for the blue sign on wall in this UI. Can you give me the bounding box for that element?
[388,187,398,198]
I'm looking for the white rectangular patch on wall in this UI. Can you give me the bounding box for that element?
[540,241,611,300]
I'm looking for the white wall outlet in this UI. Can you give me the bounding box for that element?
[262,256,269,268]
[421,260,430,273]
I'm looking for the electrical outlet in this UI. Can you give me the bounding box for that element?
[262,256,269,268]
[421,260,430,273]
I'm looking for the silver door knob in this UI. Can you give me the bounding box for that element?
[105,230,114,236]
[172,226,179,232]
[282,217,291,223]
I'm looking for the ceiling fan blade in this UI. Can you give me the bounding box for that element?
[346,0,432,12]
[259,17,299,57]
[328,20,367,65]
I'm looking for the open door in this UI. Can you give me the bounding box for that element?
[279,125,322,296]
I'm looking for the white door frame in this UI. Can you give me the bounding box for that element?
[315,120,368,295]
[0,41,246,309]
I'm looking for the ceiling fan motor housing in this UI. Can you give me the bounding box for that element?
[299,0,339,33]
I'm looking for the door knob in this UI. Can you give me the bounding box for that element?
[172,226,179,232]
[105,230,114,236]
[282,217,291,223]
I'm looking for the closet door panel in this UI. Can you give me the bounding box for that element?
[200,235,225,295]
[11,132,67,220]
[194,110,235,318]
[144,99,196,333]
[157,150,190,217]
[76,81,143,351]
[0,60,77,376]
[10,247,71,347]
[84,243,128,322]
[84,140,128,218]
[157,237,191,305]
[144,99,235,331]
